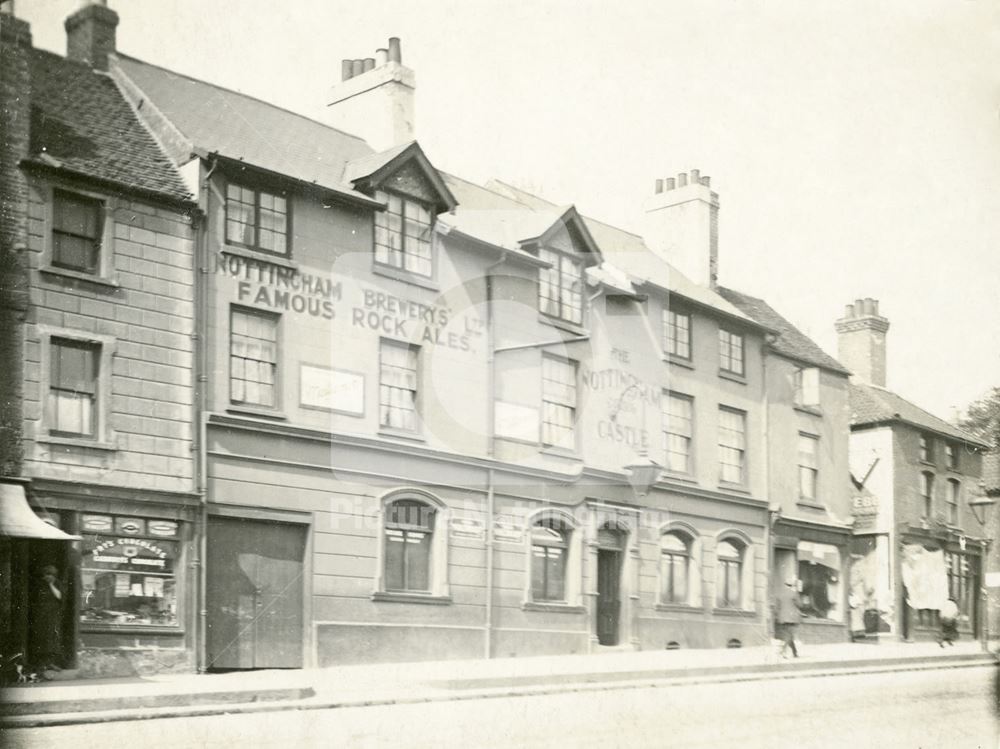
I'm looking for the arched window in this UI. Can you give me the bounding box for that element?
[716,539,743,609]
[660,532,690,604]
[531,517,571,602]
[384,498,436,592]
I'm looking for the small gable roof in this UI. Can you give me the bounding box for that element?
[344,141,456,213]
[27,50,190,204]
[848,382,990,448]
[717,287,850,375]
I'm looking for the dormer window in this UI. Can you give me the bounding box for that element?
[225,182,289,256]
[374,193,433,278]
[538,248,583,325]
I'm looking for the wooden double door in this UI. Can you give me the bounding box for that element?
[596,528,626,646]
[206,516,307,670]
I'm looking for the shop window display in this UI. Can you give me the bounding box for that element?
[79,514,180,627]
[797,541,842,621]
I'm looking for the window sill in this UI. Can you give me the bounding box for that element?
[372,264,439,291]
[796,500,827,512]
[800,617,845,627]
[40,265,119,289]
[226,406,288,421]
[793,404,823,417]
[39,435,117,452]
[81,623,183,636]
[663,470,697,484]
[537,314,588,337]
[711,608,757,618]
[718,370,747,385]
[223,245,297,269]
[372,591,451,605]
[378,428,426,443]
[655,603,704,613]
[540,446,582,461]
[523,602,586,614]
[664,354,694,370]
[718,481,751,495]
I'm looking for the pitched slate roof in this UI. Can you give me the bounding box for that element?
[717,287,850,375]
[848,382,989,447]
[451,178,757,326]
[28,50,190,203]
[115,54,373,200]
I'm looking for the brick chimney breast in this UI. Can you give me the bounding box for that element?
[835,297,890,387]
[65,1,118,71]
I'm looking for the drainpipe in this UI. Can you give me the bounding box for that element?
[484,252,505,659]
[761,343,774,642]
[195,155,217,672]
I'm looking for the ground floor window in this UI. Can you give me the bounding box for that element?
[797,541,842,621]
[946,551,976,623]
[79,514,181,627]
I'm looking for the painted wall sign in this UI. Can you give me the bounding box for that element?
[300,365,364,415]
[351,288,478,351]
[216,252,342,319]
[91,538,170,567]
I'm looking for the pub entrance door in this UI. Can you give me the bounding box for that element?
[206,516,307,670]
[596,527,625,646]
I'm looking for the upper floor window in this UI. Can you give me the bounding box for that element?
[664,309,691,359]
[52,190,103,274]
[794,367,820,407]
[947,479,960,525]
[945,443,958,471]
[230,307,279,408]
[226,183,289,255]
[718,407,747,484]
[919,434,932,463]
[541,356,577,450]
[663,393,693,474]
[920,471,934,518]
[798,434,820,501]
[530,517,571,602]
[538,248,583,325]
[384,499,436,593]
[49,338,99,437]
[718,329,744,376]
[374,193,433,277]
[379,340,420,432]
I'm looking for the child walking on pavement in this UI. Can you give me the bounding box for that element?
[775,578,803,658]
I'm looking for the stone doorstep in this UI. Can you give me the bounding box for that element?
[0,685,315,717]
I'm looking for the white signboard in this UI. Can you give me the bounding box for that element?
[985,572,1000,588]
[300,365,364,415]
[494,402,539,443]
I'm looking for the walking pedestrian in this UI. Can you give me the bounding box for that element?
[775,578,802,658]
[30,565,65,672]
[939,598,959,647]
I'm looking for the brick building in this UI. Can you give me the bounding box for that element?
[838,300,991,642]
[2,1,860,675]
[1,4,198,676]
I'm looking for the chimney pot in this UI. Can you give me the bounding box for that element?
[677,173,688,187]
[341,59,354,81]
[844,304,854,318]
[690,169,700,183]
[701,176,711,187]
[872,299,879,315]
[362,57,375,72]
[665,177,676,190]
[854,299,865,315]
[388,37,402,63]
[351,59,363,77]
[0,1,13,15]
[654,179,664,194]
[376,48,388,66]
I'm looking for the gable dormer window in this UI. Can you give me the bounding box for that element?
[538,248,583,325]
[374,192,433,278]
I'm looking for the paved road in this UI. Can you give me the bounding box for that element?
[4,665,998,748]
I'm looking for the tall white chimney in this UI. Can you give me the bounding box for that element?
[326,37,414,152]
[835,298,890,387]
[642,171,719,288]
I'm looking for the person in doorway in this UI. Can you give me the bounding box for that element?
[939,598,959,647]
[775,578,803,658]
[30,565,64,671]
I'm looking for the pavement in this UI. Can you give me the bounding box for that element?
[1,640,996,729]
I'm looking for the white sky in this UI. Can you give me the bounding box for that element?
[22,0,1000,420]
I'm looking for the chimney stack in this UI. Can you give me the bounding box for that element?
[65,0,118,71]
[326,37,415,152]
[642,169,720,288]
[835,297,890,387]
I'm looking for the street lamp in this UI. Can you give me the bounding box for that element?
[968,481,995,653]
[969,482,995,527]
[624,450,662,497]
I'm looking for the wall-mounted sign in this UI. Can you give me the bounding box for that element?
[116,517,145,536]
[494,401,539,443]
[147,520,179,538]
[450,517,485,540]
[300,364,365,415]
[851,495,878,516]
[82,514,113,532]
